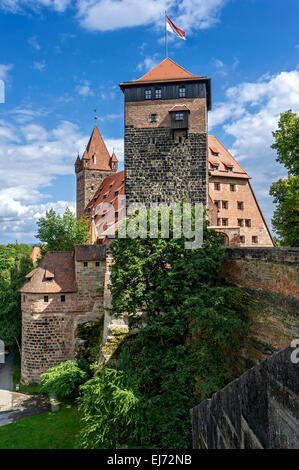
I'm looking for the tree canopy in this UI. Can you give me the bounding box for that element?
[78,207,249,449]
[35,208,90,254]
[270,110,299,246]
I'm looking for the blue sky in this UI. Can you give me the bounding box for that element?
[0,0,298,244]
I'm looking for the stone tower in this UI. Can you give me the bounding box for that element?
[119,58,211,207]
[75,125,118,219]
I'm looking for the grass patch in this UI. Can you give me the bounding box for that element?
[0,404,82,449]
[12,352,40,394]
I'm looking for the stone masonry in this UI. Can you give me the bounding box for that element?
[191,345,299,449]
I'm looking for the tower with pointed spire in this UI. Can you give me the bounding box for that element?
[75,124,118,219]
[119,57,211,207]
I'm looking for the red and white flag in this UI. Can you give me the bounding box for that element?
[166,15,186,40]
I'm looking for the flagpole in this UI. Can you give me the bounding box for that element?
[165,11,168,57]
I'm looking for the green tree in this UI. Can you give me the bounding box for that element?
[271,110,299,175]
[0,255,33,351]
[270,110,299,246]
[35,208,90,255]
[78,207,249,449]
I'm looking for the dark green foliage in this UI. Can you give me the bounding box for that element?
[270,110,299,246]
[0,247,33,350]
[78,207,249,449]
[271,110,299,175]
[269,175,299,247]
[36,208,90,255]
[40,360,91,401]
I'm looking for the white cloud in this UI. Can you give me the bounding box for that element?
[76,0,227,32]
[33,61,46,71]
[76,82,94,98]
[0,0,228,33]
[209,68,299,228]
[0,0,71,13]
[28,36,41,50]
[0,113,124,242]
[137,54,160,73]
[0,64,14,82]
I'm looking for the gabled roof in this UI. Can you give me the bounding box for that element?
[208,135,250,179]
[20,251,77,294]
[136,58,197,82]
[75,125,114,172]
[119,58,212,110]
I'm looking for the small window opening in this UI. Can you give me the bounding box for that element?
[61,295,65,303]
[151,114,157,122]
[237,201,244,210]
[214,183,221,191]
[92,154,96,164]
[155,89,162,99]
[44,296,49,303]
[252,236,258,244]
[96,261,100,267]
[145,89,151,100]
[222,200,228,209]
[245,219,251,228]
[240,236,245,243]
[175,113,184,121]
[230,184,237,192]
[84,261,88,267]
[179,86,186,98]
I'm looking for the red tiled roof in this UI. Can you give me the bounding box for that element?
[85,136,250,242]
[74,245,106,261]
[119,58,212,110]
[208,135,250,178]
[76,125,115,172]
[135,58,197,82]
[20,251,77,294]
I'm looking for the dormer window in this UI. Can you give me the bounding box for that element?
[179,86,186,98]
[151,114,157,123]
[175,113,184,121]
[145,89,151,100]
[212,165,219,171]
[92,154,96,164]
[227,165,233,172]
[155,89,162,99]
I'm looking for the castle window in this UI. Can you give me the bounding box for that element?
[145,89,152,100]
[44,296,49,303]
[252,236,258,244]
[115,211,119,218]
[61,295,65,303]
[237,201,244,210]
[245,219,251,228]
[175,113,184,121]
[212,165,219,171]
[115,191,119,196]
[222,218,228,226]
[151,114,157,123]
[179,86,186,98]
[217,218,221,226]
[84,261,88,267]
[214,183,221,191]
[96,262,100,267]
[230,184,237,192]
[222,200,228,209]
[103,195,107,199]
[155,88,162,99]
[212,151,219,157]
[214,200,220,209]
[227,166,233,172]
[240,236,245,243]
[23,295,26,302]
[238,219,244,227]
[92,154,96,164]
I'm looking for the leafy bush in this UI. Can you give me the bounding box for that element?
[77,207,249,449]
[40,359,91,401]
[78,368,146,449]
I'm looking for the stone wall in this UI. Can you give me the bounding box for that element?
[21,260,106,384]
[191,345,299,449]
[221,247,299,363]
[76,168,113,219]
[124,127,208,207]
